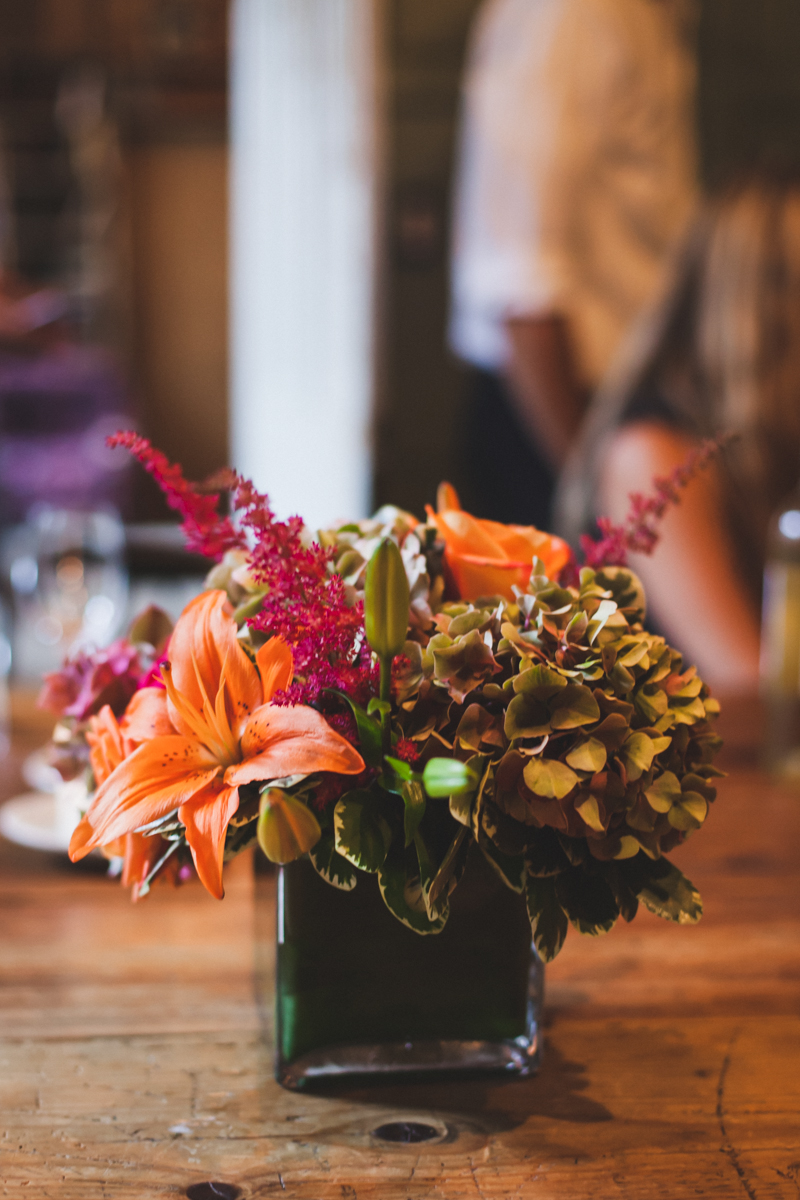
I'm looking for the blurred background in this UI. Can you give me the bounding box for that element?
[0,0,798,700]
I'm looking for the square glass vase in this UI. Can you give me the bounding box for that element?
[256,847,543,1090]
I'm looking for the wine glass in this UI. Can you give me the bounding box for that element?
[4,505,128,680]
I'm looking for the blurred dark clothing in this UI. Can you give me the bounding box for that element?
[462,368,556,530]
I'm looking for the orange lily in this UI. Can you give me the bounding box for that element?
[70,590,365,898]
[85,694,179,896]
[427,483,571,601]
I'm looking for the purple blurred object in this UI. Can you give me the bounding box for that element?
[0,345,133,523]
[38,637,141,721]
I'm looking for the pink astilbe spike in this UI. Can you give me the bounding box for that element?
[109,432,378,712]
[581,437,727,570]
[107,432,246,560]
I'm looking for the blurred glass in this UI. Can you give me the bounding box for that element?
[3,506,128,681]
[0,598,11,757]
[761,488,800,775]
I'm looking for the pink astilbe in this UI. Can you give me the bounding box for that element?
[227,476,377,708]
[107,432,246,560]
[393,738,421,765]
[110,433,377,711]
[581,438,725,569]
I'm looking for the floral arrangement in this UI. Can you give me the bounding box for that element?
[41,434,723,962]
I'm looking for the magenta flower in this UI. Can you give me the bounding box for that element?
[39,639,141,721]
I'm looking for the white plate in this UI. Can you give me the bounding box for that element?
[21,746,62,794]
[0,779,86,854]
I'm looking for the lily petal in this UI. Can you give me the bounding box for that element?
[179,781,240,899]
[86,705,125,787]
[166,591,262,735]
[256,637,293,704]
[120,687,175,745]
[228,705,364,786]
[121,831,166,890]
[69,735,220,860]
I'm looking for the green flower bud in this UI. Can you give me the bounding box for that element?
[422,757,478,798]
[364,537,410,662]
[257,788,321,863]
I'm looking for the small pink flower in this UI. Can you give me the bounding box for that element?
[39,639,142,722]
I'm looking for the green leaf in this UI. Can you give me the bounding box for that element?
[622,856,703,924]
[513,665,567,699]
[480,840,525,893]
[566,611,589,643]
[401,779,427,846]
[308,833,358,891]
[635,686,669,724]
[449,789,475,828]
[566,737,607,773]
[384,755,415,782]
[679,791,709,822]
[586,598,620,644]
[575,796,605,833]
[524,874,568,962]
[645,770,681,813]
[377,844,448,934]
[613,835,641,860]
[593,566,646,620]
[325,690,383,768]
[667,792,708,831]
[422,757,478,798]
[523,756,579,800]
[599,861,639,922]
[367,697,392,720]
[554,869,619,935]
[504,693,552,740]
[426,826,470,914]
[592,713,630,753]
[448,609,488,637]
[557,833,589,865]
[617,640,651,668]
[525,827,571,877]
[610,661,635,692]
[549,685,601,730]
[621,732,656,781]
[450,753,490,829]
[333,789,392,873]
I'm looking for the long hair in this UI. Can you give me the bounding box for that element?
[556,177,800,588]
[698,181,800,520]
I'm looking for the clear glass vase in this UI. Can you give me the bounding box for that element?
[256,847,542,1090]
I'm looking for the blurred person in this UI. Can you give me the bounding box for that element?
[0,70,133,527]
[449,0,698,528]
[556,178,800,690]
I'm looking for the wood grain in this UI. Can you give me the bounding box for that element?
[1,698,799,1198]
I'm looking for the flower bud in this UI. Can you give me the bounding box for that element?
[422,757,478,798]
[364,537,410,661]
[257,788,321,863]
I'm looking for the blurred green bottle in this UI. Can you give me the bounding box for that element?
[761,488,800,774]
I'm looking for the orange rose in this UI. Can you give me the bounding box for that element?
[426,483,571,602]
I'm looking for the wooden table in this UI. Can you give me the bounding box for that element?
[1,694,799,1198]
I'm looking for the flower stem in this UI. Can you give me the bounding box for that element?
[380,654,391,754]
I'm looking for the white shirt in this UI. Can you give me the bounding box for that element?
[449,0,698,387]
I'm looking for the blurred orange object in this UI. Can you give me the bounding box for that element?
[427,483,571,601]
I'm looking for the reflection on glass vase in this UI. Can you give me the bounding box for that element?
[255,847,543,1090]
